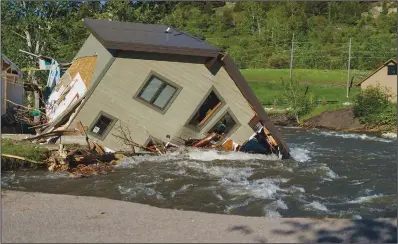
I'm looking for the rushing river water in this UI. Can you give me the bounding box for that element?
[2,127,397,218]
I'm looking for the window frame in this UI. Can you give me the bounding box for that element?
[248,115,262,132]
[134,71,182,114]
[184,86,226,132]
[88,110,118,141]
[205,108,241,142]
[387,64,397,76]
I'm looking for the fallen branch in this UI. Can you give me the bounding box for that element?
[1,154,44,165]
[28,123,49,129]
[112,122,160,155]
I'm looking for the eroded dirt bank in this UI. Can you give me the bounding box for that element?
[2,190,397,243]
[269,113,299,127]
[302,108,365,132]
[270,108,392,134]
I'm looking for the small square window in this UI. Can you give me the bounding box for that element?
[208,112,238,136]
[88,111,118,140]
[387,65,397,75]
[137,75,178,111]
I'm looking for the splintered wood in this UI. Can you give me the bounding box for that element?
[69,164,114,178]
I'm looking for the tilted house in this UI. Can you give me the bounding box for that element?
[357,59,397,103]
[46,19,290,158]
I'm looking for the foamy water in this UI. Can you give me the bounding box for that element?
[382,132,397,139]
[187,149,280,161]
[288,147,311,163]
[316,131,394,143]
[264,199,289,218]
[116,148,284,169]
[305,201,329,212]
[348,194,386,204]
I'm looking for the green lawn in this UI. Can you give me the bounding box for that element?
[249,81,360,106]
[241,69,370,84]
[2,139,49,162]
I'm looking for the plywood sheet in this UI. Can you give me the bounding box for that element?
[68,56,97,88]
[56,56,97,90]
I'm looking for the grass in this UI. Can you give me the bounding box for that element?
[248,81,360,106]
[241,69,370,84]
[2,139,49,162]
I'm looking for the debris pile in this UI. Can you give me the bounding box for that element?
[41,138,137,178]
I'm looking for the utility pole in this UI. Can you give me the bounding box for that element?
[271,28,274,45]
[290,33,295,82]
[346,38,352,98]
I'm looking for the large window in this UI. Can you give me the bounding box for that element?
[136,75,179,111]
[387,65,397,75]
[88,111,118,140]
[187,89,223,130]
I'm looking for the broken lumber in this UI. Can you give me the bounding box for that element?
[23,129,82,141]
[1,154,44,165]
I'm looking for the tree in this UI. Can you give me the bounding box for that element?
[280,79,316,123]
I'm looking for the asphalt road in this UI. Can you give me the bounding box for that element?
[2,190,396,243]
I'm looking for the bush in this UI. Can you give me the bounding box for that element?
[279,80,317,122]
[267,55,290,69]
[353,85,396,130]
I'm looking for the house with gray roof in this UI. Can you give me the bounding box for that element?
[45,18,290,158]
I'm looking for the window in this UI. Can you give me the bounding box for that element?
[187,89,223,130]
[387,65,397,75]
[137,75,178,111]
[207,111,239,138]
[88,111,118,140]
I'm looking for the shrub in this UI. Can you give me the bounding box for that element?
[279,80,317,122]
[353,85,396,130]
[267,55,290,69]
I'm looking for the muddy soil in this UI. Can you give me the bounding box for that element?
[302,108,365,131]
[269,113,298,127]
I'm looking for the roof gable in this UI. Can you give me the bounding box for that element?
[1,54,23,77]
[83,18,220,58]
[357,58,397,86]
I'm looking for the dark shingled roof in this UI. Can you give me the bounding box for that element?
[83,18,220,57]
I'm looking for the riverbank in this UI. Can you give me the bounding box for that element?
[2,190,396,243]
[270,108,396,135]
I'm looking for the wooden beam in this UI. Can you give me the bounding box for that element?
[205,56,218,70]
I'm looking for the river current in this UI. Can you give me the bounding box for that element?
[2,127,396,218]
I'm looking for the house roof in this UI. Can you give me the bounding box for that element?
[1,54,23,77]
[83,18,220,58]
[356,58,397,86]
